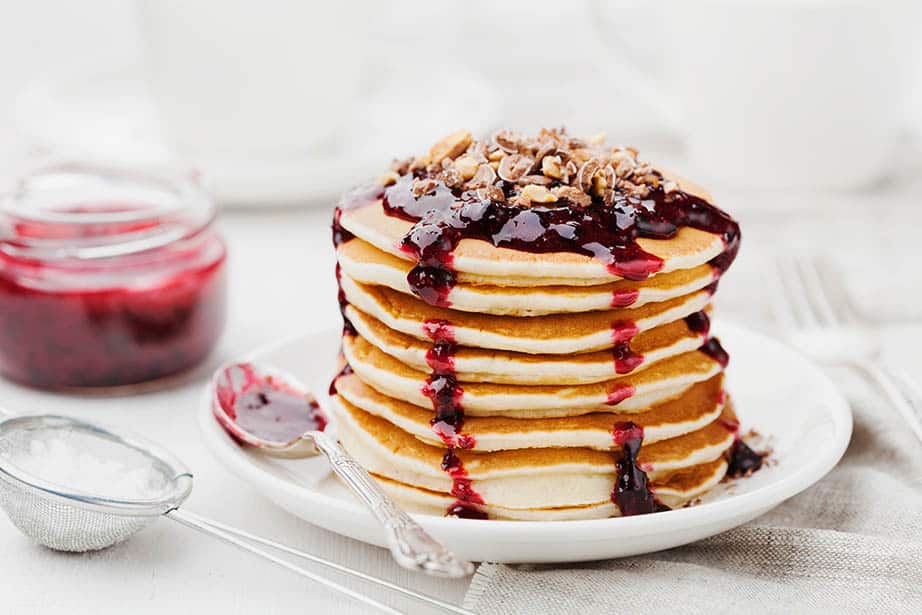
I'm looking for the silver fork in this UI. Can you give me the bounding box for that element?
[770,254,922,443]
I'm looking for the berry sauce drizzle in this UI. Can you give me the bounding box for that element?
[611,422,667,515]
[611,288,640,309]
[420,319,483,516]
[684,311,711,336]
[332,185,384,333]
[718,417,767,478]
[377,172,740,307]
[699,337,730,368]
[422,319,476,450]
[328,363,353,396]
[611,320,643,375]
[442,449,488,519]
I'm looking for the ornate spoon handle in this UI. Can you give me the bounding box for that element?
[311,431,475,578]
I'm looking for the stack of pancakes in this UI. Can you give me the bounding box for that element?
[330,129,746,521]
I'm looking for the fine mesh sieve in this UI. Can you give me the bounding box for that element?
[0,412,470,615]
[0,415,191,552]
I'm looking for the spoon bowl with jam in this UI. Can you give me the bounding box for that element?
[210,362,474,578]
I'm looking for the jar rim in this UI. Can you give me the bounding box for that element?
[0,160,215,262]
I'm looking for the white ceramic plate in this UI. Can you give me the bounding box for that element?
[198,323,852,563]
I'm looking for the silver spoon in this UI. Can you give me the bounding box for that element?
[210,362,474,579]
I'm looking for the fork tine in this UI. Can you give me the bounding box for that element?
[814,258,864,326]
[766,254,799,330]
[775,255,819,330]
[796,256,840,326]
[886,362,922,406]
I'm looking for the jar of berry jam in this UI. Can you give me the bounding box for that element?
[0,162,228,389]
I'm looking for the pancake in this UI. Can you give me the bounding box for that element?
[346,304,707,384]
[333,372,725,451]
[341,334,724,417]
[337,175,725,283]
[371,458,728,520]
[334,396,735,514]
[337,238,718,315]
[326,128,754,520]
[341,274,713,355]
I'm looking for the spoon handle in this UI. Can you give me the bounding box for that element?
[311,431,475,578]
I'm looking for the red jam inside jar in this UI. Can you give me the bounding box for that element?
[0,163,228,389]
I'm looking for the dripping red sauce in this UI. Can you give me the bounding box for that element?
[215,363,327,444]
[334,263,356,337]
[699,337,730,368]
[442,449,487,519]
[611,320,643,375]
[372,171,739,307]
[684,311,711,336]
[606,381,636,406]
[717,416,767,477]
[611,288,640,308]
[328,362,353,396]
[611,422,667,516]
[421,319,476,449]
[331,185,383,336]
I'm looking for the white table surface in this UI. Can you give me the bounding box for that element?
[2,182,922,614]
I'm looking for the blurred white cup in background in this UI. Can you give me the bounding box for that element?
[138,0,365,163]
[594,0,921,190]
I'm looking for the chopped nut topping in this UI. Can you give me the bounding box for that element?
[541,155,563,179]
[476,186,505,202]
[377,171,399,187]
[520,184,558,204]
[466,164,497,189]
[497,154,534,182]
[455,155,480,181]
[429,130,473,164]
[411,177,439,198]
[553,185,592,207]
[390,127,665,209]
[576,159,601,193]
[493,130,520,154]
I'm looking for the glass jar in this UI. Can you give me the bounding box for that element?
[0,162,228,389]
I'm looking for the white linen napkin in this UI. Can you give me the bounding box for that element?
[463,384,922,615]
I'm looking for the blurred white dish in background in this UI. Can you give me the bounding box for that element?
[138,0,365,162]
[592,0,921,190]
[13,68,498,206]
[198,324,851,564]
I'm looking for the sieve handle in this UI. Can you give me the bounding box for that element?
[310,431,475,579]
[167,509,472,615]
[167,508,403,614]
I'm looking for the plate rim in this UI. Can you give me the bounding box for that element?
[198,322,852,542]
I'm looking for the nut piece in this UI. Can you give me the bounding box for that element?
[411,177,438,198]
[541,155,563,179]
[455,155,480,181]
[576,158,602,193]
[497,154,534,182]
[440,166,463,188]
[465,163,497,189]
[376,170,399,187]
[477,186,505,203]
[520,184,558,204]
[553,186,592,207]
[492,130,520,153]
[429,130,473,164]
